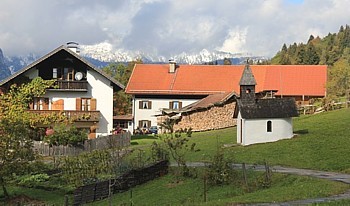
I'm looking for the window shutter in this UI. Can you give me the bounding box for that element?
[147,121,151,128]
[179,101,182,109]
[138,120,142,128]
[58,99,64,110]
[29,101,34,110]
[148,101,152,109]
[76,98,81,111]
[169,101,173,109]
[91,98,97,111]
[43,98,49,110]
[139,101,142,109]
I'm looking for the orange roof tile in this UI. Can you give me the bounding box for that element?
[125,64,327,97]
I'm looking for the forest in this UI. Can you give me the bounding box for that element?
[271,25,350,98]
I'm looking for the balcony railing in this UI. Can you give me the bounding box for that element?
[28,110,100,122]
[48,80,88,91]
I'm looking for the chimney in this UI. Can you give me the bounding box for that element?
[169,59,176,73]
[66,42,80,54]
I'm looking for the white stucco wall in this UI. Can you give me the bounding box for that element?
[237,112,294,146]
[43,69,114,137]
[86,69,114,136]
[133,97,199,131]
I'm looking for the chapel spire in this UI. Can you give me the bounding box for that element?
[239,63,256,104]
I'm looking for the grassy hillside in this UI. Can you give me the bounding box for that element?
[113,109,350,205]
[226,109,350,173]
[2,109,350,205]
[132,109,350,172]
[88,172,347,206]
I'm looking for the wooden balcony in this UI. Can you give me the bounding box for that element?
[48,80,88,91]
[28,110,100,122]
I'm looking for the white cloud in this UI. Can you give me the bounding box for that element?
[0,0,350,57]
[218,27,248,54]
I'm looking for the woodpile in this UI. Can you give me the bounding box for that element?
[174,102,237,132]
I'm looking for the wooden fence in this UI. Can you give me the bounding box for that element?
[73,160,169,205]
[33,132,131,156]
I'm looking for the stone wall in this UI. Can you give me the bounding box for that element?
[173,101,237,132]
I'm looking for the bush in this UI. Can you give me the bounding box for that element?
[17,173,50,188]
[206,148,234,185]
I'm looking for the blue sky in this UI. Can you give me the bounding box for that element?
[0,0,349,57]
[286,0,304,4]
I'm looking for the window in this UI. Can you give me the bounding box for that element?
[32,97,49,110]
[173,101,179,109]
[169,101,182,109]
[63,68,74,80]
[139,101,152,109]
[139,120,151,128]
[267,121,272,132]
[81,98,91,111]
[76,98,96,111]
[53,68,58,79]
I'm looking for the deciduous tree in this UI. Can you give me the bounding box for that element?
[0,77,60,197]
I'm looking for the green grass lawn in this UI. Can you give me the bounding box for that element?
[87,170,348,206]
[3,109,350,205]
[0,186,69,205]
[226,109,350,173]
[132,109,350,173]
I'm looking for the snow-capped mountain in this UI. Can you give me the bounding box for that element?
[0,49,38,81]
[80,42,265,64]
[0,43,267,81]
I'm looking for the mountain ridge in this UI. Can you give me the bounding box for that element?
[0,43,267,81]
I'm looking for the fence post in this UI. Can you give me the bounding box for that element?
[242,163,248,190]
[64,195,69,206]
[203,173,207,203]
[130,189,133,206]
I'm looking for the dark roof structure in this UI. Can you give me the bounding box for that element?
[234,98,299,119]
[0,45,124,89]
[239,64,257,86]
[234,63,298,119]
[162,91,237,115]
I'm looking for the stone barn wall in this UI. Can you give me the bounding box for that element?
[173,101,237,132]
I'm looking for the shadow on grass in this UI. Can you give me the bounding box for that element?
[294,129,309,134]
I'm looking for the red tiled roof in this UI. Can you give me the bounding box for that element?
[125,64,327,97]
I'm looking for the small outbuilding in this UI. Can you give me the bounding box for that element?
[233,64,299,146]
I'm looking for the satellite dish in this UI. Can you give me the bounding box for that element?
[75,72,83,81]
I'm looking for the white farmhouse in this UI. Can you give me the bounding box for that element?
[233,64,299,145]
[0,43,124,138]
[126,62,325,134]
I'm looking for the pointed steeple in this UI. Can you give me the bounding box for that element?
[239,63,256,86]
[239,63,256,104]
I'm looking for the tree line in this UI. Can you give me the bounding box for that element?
[271,25,350,98]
